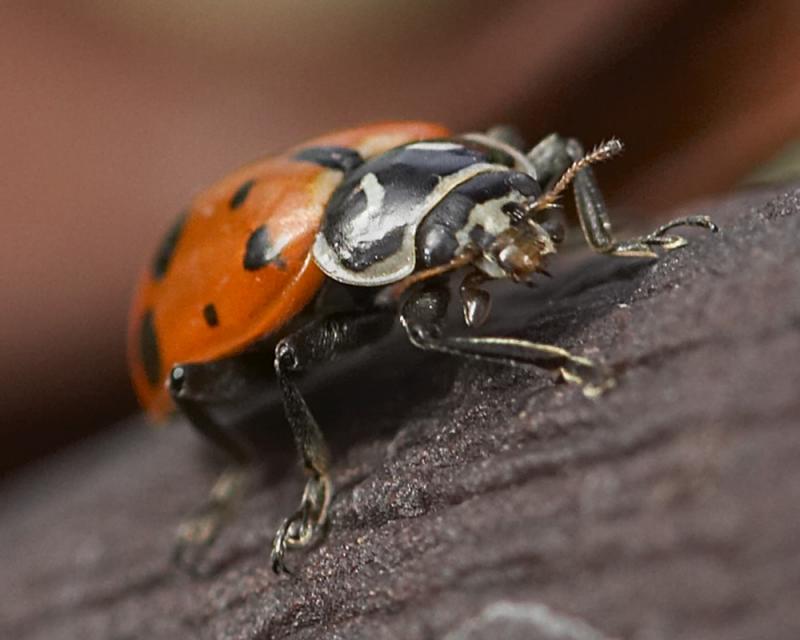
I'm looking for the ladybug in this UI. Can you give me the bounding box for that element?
[128,121,717,573]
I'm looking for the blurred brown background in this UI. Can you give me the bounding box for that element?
[2,0,799,475]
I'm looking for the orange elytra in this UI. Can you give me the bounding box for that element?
[127,121,450,418]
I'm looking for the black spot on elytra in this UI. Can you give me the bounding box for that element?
[230,179,255,210]
[243,224,285,271]
[294,146,364,173]
[139,309,161,387]
[203,303,219,327]
[152,212,187,280]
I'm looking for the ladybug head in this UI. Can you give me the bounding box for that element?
[483,211,564,282]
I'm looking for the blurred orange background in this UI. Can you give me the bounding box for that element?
[2,0,800,474]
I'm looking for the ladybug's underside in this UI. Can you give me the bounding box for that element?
[127,121,717,573]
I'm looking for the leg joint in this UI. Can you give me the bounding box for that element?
[402,318,442,350]
[274,339,302,375]
[169,364,186,397]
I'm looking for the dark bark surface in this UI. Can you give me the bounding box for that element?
[3,184,800,640]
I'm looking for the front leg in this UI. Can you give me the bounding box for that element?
[270,309,395,573]
[528,134,718,257]
[400,282,614,397]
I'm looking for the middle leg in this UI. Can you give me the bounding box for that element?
[269,308,395,573]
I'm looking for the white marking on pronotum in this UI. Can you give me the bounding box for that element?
[454,194,521,279]
[460,132,538,178]
[454,196,516,248]
[339,172,386,244]
[442,601,618,640]
[406,141,464,152]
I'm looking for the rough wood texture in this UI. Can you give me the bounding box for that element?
[3,184,800,640]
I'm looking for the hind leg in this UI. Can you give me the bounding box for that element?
[168,355,269,570]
